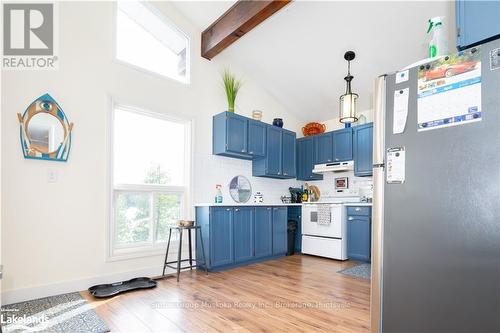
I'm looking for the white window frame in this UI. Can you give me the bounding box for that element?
[112,1,191,85]
[107,101,193,261]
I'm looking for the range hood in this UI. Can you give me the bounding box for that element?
[312,160,354,173]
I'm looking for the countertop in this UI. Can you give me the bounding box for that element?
[194,202,372,207]
[194,203,303,207]
[343,202,373,206]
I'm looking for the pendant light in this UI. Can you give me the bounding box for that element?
[339,51,358,123]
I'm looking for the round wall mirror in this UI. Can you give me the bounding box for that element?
[26,113,65,154]
[229,175,252,203]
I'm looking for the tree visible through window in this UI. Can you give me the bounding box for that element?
[112,106,189,253]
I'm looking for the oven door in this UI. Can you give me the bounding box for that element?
[302,204,343,238]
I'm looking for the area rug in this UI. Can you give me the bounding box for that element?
[338,263,371,279]
[1,292,109,333]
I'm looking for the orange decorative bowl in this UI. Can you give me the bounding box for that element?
[302,122,326,136]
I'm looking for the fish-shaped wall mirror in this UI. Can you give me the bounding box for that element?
[17,93,74,162]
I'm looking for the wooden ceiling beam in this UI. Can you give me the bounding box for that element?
[201,0,291,60]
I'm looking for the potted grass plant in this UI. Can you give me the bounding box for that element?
[222,70,242,113]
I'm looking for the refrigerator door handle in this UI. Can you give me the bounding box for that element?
[371,75,386,333]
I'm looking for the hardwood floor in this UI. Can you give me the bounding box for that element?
[81,255,370,332]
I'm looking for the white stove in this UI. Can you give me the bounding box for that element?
[301,188,360,260]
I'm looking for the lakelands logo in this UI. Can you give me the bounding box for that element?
[2,2,58,70]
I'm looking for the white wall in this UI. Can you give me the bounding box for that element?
[1,1,302,303]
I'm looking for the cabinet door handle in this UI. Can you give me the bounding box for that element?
[283,172,288,176]
[241,149,246,152]
[235,208,240,212]
[348,217,354,221]
[249,151,253,154]
[267,207,272,210]
[226,208,231,211]
[335,158,339,161]
[278,172,281,175]
[355,207,361,211]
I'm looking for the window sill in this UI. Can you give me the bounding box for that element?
[107,241,191,262]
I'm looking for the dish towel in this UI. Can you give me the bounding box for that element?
[317,205,331,225]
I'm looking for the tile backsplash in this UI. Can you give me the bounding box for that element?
[303,171,373,199]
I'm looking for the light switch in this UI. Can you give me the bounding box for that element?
[47,169,58,183]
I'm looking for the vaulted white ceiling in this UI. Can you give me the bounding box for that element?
[172,1,455,122]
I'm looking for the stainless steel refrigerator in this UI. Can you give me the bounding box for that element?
[371,38,500,333]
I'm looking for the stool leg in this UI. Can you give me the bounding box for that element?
[198,227,208,275]
[188,229,193,271]
[177,228,183,282]
[162,228,172,277]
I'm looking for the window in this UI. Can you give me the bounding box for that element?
[115,1,189,83]
[111,105,191,256]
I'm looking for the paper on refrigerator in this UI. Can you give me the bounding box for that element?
[417,48,482,131]
[393,88,409,134]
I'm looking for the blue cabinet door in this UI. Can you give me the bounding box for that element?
[457,0,500,49]
[226,113,248,154]
[297,137,323,181]
[233,207,254,263]
[333,128,353,162]
[282,130,296,178]
[354,123,373,176]
[210,207,234,267]
[254,207,273,258]
[272,207,288,255]
[266,126,282,176]
[347,215,371,262]
[248,120,266,157]
[314,132,334,164]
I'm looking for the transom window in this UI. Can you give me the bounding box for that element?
[115,1,189,83]
[111,105,191,256]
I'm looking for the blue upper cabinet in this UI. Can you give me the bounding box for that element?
[253,126,296,179]
[282,131,296,178]
[333,128,353,162]
[233,207,254,263]
[266,126,282,176]
[314,132,334,164]
[210,207,234,267]
[313,128,353,164]
[213,112,265,160]
[272,207,288,255]
[297,137,323,181]
[456,0,500,50]
[353,123,373,177]
[254,207,273,258]
[248,120,266,157]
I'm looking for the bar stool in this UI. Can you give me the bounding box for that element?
[162,225,208,282]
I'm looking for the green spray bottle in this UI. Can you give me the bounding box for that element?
[427,17,446,58]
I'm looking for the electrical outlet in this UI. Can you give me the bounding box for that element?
[47,169,58,183]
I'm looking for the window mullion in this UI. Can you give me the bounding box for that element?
[150,192,156,245]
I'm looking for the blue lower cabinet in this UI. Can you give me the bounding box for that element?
[347,210,371,262]
[210,207,234,267]
[234,207,254,262]
[272,207,288,255]
[196,206,293,271]
[254,207,273,258]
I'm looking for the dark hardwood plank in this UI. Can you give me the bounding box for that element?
[201,0,291,60]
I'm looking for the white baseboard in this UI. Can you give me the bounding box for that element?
[1,265,178,305]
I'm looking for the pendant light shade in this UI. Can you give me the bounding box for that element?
[339,51,358,124]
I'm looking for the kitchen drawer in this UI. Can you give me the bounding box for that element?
[346,206,371,216]
[301,235,346,260]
